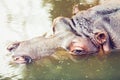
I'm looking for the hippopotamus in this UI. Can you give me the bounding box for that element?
[7,1,120,63]
[7,17,79,64]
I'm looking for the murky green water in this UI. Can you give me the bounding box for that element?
[0,0,120,80]
[7,50,120,80]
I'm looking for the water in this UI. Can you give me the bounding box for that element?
[0,0,120,80]
[5,50,120,80]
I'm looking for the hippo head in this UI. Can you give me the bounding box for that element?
[7,42,33,64]
[68,17,112,55]
[68,29,110,55]
[48,17,111,56]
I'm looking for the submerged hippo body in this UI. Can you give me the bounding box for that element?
[7,18,78,64]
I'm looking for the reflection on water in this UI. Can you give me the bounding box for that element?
[0,0,120,80]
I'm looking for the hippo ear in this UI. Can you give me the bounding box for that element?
[95,31,108,44]
[94,31,111,52]
[7,42,20,52]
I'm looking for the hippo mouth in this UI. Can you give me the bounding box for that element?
[12,55,32,64]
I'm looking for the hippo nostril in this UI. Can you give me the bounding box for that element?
[7,47,13,52]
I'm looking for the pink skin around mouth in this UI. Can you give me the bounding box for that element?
[13,56,27,64]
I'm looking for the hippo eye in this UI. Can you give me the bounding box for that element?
[72,49,84,55]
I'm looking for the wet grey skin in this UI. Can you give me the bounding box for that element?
[69,2,120,55]
[7,17,77,64]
